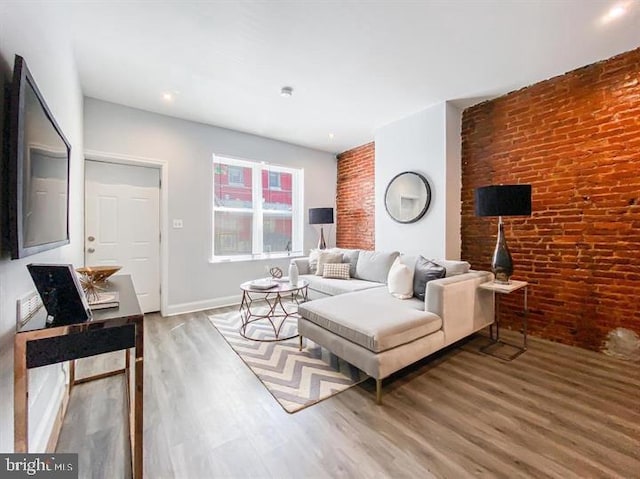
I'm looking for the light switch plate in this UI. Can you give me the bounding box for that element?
[172,219,183,229]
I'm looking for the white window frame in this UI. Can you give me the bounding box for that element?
[211,154,304,262]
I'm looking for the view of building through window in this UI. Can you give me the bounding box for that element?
[213,157,302,259]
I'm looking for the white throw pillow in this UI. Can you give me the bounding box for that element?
[308,249,321,274]
[387,257,414,299]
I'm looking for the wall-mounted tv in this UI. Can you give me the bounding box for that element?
[7,55,71,259]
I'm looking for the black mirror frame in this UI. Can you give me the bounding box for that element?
[384,171,432,224]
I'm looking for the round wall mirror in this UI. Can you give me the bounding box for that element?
[384,171,432,223]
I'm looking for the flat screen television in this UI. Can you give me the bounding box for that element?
[7,55,71,259]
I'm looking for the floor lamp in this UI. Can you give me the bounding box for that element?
[475,185,532,284]
[308,207,334,250]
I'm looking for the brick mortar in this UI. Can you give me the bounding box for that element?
[461,47,640,351]
[336,142,375,250]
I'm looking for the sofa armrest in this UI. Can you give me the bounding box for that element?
[425,271,494,345]
[291,257,311,275]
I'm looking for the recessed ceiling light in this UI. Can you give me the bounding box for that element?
[280,86,293,97]
[162,92,173,102]
[328,133,335,140]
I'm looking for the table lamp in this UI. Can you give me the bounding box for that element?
[308,207,334,250]
[475,185,532,284]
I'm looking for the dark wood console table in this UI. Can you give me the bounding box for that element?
[14,274,144,479]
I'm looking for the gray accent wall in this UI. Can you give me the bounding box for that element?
[0,4,85,452]
[83,98,337,313]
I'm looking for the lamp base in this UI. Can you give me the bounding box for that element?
[492,220,513,284]
[318,226,327,250]
[492,274,512,285]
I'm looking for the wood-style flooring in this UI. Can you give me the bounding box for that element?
[56,307,640,479]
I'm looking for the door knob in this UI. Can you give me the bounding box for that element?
[87,248,95,253]
[87,236,95,242]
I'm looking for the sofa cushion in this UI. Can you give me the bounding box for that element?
[301,274,383,296]
[323,263,350,280]
[315,252,344,276]
[398,254,418,269]
[355,250,399,283]
[332,248,360,278]
[401,256,470,278]
[387,257,414,299]
[298,287,442,353]
[413,256,446,301]
[435,259,471,277]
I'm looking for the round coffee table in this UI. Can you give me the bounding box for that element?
[239,279,309,342]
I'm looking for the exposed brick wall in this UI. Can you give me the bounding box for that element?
[336,142,375,250]
[461,47,640,351]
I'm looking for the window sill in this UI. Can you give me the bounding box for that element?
[209,252,304,264]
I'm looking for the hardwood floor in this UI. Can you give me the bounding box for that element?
[56,307,640,478]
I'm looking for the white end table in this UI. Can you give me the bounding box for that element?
[478,280,528,360]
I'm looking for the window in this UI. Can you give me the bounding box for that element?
[268,171,281,190]
[228,166,245,186]
[212,155,303,260]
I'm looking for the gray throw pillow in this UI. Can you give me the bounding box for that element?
[333,248,360,278]
[355,250,400,283]
[413,256,446,301]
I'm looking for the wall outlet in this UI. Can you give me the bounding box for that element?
[172,219,184,229]
[17,290,43,328]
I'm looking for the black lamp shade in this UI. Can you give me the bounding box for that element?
[475,185,532,217]
[309,207,334,225]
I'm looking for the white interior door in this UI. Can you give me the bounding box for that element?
[85,160,161,313]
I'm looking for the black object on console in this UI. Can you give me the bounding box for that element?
[27,264,92,327]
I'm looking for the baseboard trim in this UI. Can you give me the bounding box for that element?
[166,295,240,316]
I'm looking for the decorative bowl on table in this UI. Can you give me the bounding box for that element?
[76,266,122,283]
[76,266,122,301]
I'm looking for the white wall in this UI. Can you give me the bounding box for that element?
[445,102,462,259]
[0,4,84,452]
[83,99,337,314]
[374,102,462,259]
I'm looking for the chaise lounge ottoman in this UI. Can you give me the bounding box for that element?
[298,270,494,403]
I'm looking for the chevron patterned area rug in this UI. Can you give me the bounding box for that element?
[209,307,366,413]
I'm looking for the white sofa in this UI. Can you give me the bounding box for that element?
[293,249,494,403]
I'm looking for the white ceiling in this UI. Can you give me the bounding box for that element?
[61,1,639,153]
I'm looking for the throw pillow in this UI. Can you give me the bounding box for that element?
[308,249,321,274]
[322,262,350,280]
[413,256,446,301]
[354,250,400,283]
[315,252,344,276]
[397,254,418,270]
[387,258,414,299]
[332,248,360,278]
